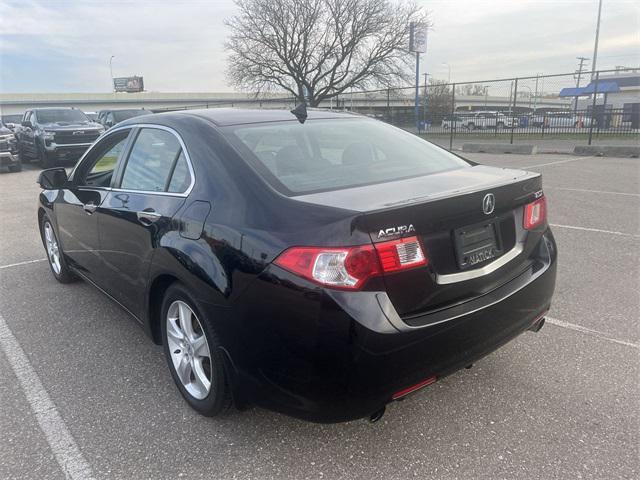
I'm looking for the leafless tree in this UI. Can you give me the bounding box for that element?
[225,0,429,106]
[425,79,453,121]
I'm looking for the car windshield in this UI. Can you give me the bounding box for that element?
[225,118,470,195]
[113,110,148,122]
[37,109,89,124]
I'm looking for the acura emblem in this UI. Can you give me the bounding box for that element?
[482,193,495,215]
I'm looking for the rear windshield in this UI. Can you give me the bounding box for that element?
[113,110,148,122]
[224,118,470,195]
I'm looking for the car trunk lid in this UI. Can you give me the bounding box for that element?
[294,165,543,317]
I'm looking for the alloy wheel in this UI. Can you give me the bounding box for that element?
[44,222,61,274]
[166,300,212,400]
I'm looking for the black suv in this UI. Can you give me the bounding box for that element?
[17,108,104,167]
[97,108,152,129]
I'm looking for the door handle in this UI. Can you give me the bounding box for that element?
[136,209,162,225]
[83,202,97,214]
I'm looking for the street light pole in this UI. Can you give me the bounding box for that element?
[591,0,603,79]
[109,55,115,92]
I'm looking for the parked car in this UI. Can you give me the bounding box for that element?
[1,114,23,132]
[531,112,593,128]
[16,108,104,167]
[36,108,557,423]
[441,115,464,129]
[460,111,517,130]
[84,111,99,122]
[0,121,21,172]
[98,108,152,129]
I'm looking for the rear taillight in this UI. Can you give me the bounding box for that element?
[274,235,427,290]
[524,196,547,230]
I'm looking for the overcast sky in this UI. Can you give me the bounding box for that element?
[0,0,638,93]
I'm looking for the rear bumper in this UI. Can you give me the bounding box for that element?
[0,151,19,166]
[222,230,557,423]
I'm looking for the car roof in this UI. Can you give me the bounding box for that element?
[116,107,362,130]
[181,107,359,126]
[32,107,79,111]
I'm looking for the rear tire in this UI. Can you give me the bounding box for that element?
[40,214,75,283]
[161,283,232,416]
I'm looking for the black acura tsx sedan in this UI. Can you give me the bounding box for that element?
[37,108,556,423]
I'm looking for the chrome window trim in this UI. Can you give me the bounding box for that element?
[70,123,196,198]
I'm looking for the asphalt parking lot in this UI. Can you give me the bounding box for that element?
[0,153,638,480]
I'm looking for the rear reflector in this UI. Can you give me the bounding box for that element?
[274,235,427,290]
[524,196,547,230]
[392,376,437,400]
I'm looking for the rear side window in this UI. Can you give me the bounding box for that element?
[119,128,191,193]
[225,118,470,195]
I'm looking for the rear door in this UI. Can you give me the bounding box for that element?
[19,111,36,157]
[97,126,194,317]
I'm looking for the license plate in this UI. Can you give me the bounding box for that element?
[453,220,503,270]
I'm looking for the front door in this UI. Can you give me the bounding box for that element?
[55,128,132,282]
[98,126,193,318]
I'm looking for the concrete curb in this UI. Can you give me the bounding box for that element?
[462,143,537,154]
[573,145,640,158]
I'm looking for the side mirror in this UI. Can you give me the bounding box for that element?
[37,167,68,190]
[21,120,33,128]
[6,122,15,129]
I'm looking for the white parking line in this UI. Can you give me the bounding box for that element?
[524,156,592,168]
[0,258,47,270]
[0,314,95,480]
[549,223,639,238]
[545,316,639,349]
[545,186,640,197]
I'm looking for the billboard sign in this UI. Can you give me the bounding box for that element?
[113,76,144,93]
[409,22,428,53]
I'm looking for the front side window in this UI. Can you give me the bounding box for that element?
[225,118,470,195]
[120,128,190,193]
[80,131,131,187]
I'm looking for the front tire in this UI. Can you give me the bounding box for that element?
[8,159,22,172]
[161,283,231,416]
[40,215,75,283]
[37,143,54,168]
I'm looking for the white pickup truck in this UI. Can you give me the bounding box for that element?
[459,111,517,130]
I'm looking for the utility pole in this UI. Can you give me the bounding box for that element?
[575,56,589,113]
[591,0,603,79]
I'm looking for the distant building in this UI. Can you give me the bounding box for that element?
[561,69,640,128]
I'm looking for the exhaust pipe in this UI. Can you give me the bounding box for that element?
[529,317,545,333]
[369,406,386,423]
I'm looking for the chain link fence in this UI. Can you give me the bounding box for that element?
[332,68,639,150]
[152,68,639,151]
